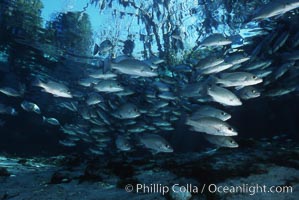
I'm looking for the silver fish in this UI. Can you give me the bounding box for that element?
[207,85,242,106]
[110,59,157,77]
[224,53,250,65]
[199,62,233,75]
[196,55,225,70]
[200,33,232,47]
[78,78,99,87]
[93,39,113,55]
[115,135,132,151]
[21,101,41,114]
[186,117,238,136]
[94,80,124,93]
[271,31,290,53]
[43,116,60,126]
[86,93,104,105]
[88,70,117,79]
[191,106,231,121]
[252,0,299,20]
[139,134,173,153]
[0,86,23,97]
[33,79,72,98]
[214,72,263,87]
[237,86,261,100]
[274,62,295,80]
[203,134,239,148]
[112,103,140,119]
[59,139,77,147]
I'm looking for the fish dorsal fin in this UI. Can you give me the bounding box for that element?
[235,86,245,90]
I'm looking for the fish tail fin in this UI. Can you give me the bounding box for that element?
[32,78,42,87]
[103,58,111,73]
[93,44,99,55]
[42,116,46,123]
[185,117,191,125]
[90,83,96,89]
[196,68,205,75]
[208,75,219,84]
[10,108,18,116]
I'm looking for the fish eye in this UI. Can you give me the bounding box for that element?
[230,140,234,143]
[252,89,256,93]
[221,112,226,115]
[165,144,170,149]
[228,127,233,131]
[252,76,257,79]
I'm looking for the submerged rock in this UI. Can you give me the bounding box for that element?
[214,166,299,200]
[81,163,103,182]
[50,171,72,184]
[0,167,10,177]
[0,138,298,199]
[169,185,192,200]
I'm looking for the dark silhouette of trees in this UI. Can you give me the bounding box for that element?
[45,12,94,56]
[0,0,44,41]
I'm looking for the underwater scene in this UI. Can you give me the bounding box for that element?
[0,0,299,199]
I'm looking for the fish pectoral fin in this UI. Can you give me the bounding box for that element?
[274,14,284,20]
[150,150,159,155]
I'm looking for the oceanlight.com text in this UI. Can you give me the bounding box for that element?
[124,183,293,196]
